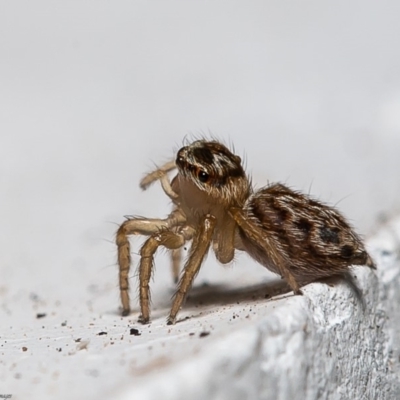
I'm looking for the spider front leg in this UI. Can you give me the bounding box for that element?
[116,210,185,316]
[167,214,216,325]
[139,162,183,282]
[139,160,177,193]
[229,207,302,295]
[138,228,192,324]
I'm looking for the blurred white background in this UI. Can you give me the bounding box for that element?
[1,1,400,312]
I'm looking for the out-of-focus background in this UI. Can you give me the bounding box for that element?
[1,1,399,398]
[2,0,400,293]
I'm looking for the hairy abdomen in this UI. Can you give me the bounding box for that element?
[239,183,372,283]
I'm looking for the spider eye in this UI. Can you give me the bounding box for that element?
[197,170,210,183]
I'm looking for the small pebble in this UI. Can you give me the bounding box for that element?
[130,328,141,336]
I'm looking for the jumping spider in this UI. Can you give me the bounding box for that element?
[116,140,374,324]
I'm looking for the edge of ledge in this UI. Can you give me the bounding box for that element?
[116,217,400,400]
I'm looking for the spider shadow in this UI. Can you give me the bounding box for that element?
[183,278,293,308]
[182,272,364,310]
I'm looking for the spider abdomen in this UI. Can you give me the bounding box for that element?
[240,183,372,283]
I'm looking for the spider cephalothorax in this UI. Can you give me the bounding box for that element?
[175,140,251,206]
[116,139,374,324]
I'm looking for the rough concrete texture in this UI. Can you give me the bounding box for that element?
[2,217,399,400]
[116,217,400,400]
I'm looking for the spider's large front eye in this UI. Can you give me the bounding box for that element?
[198,170,210,183]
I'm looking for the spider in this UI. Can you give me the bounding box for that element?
[116,139,374,325]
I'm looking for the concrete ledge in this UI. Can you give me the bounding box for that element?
[2,218,400,400]
[116,218,400,400]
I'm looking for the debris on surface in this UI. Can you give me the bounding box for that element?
[130,328,141,336]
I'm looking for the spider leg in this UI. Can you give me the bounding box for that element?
[140,160,179,202]
[229,207,302,295]
[116,209,186,316]
[139,160,176,190]
[171,247,182,283]
[167,214,216,325]
[138,229,190,324]
[166,212,188,283]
